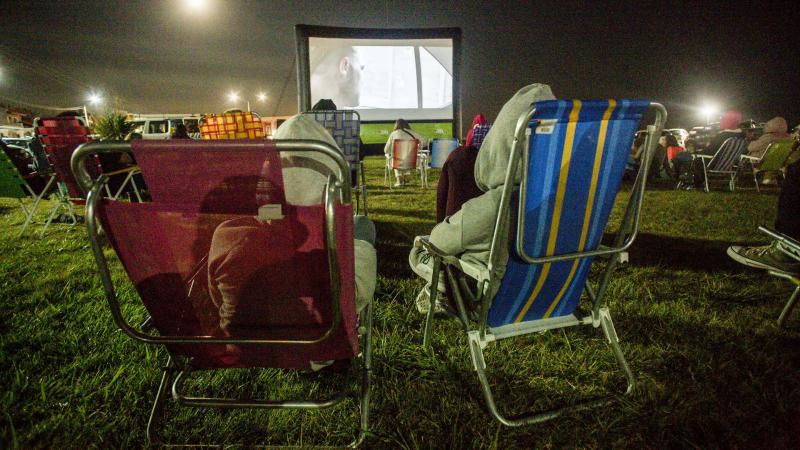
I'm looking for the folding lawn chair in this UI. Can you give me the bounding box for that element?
[0,148,58,237]
[470,123,491,149]
[693,136,748,192]
[736,139,794,192]
[303,109,368,215]
[430,137,459,169]
[384,139,421,188]
[71,139,373,447]
[420,99,666,426]
[35,117,92,235]
[200,110,266,139]
[757,227,800,328]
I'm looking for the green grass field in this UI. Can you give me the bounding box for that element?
[2,156,799,448]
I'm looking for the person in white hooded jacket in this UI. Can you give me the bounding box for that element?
[408,83,556,311]
[272,113,377,313]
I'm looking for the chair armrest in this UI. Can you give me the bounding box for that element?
[740,155,759,162]
[694,154,713,160]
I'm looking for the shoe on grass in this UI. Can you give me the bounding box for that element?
[415,284,449,314]
[727,242,800,274]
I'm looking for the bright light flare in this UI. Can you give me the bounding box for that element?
[701,104,717,119]
[227,91,240,103]
[184,0,210,12]
[257,92,267,102]
[87,92,103,105]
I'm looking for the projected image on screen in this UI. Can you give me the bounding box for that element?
[309,37,453,121]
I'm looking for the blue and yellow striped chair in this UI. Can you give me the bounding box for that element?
[421,99,666,426]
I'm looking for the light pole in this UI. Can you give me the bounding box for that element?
[701,104,717,126]
[227,91,267,113]
[85,92,103,126]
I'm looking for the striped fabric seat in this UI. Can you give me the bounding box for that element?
[707,137,748,173]
[487,99,650,327]
[303,110,361,168]
[470,124,491,149]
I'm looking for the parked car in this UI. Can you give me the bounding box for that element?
[666,128,689,147]
[128,115,201,139]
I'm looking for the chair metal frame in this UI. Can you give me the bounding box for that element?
[0,148,61,237]
[759,226,800,328]
[693,136,748,192]
[71,140,373,447]
[420,102,667,426]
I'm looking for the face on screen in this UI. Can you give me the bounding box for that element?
[310,46,364,108]
[309,38,453,121]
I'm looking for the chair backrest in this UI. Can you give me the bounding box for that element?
[708,137,748,172]
[303,110,361,170]
[392,139,419,170]
[37,117,91,199]
[0,149,29,199]
[90,140,358,369]
[759,139,795,171]
[430,138,459,168]
[200,111,266,140]
[470,124,491,149]
[488,99,651,327]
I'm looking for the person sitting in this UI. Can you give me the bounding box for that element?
[465,113,488,148]
[384,119,427,187]
[728,138,800,273]
[408,83,556,312]
[674,110,743,189]
[746,116,789,183]
[171,123,191,139]
[272,113,377,309]
[436,114,488,223]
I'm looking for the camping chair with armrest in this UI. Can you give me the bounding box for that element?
[430,137,459,170]
[303,109,368,216]
[71,139,373,447]
[693,136,748,192]
[758,227,800,328]
[384,139,420,189]
[736,139,794,192]
[0,148,58,237]
[419,99,666,426]
[36,117,92,235]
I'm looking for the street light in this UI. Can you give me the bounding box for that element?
[701,104,717,125]
[85,91,104,126]
[226,91,267,112]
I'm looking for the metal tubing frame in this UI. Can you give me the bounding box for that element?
[72,140,371,447]
[73,140,352,345]
[16,173,57,237]
[759,226,800,327]
[420,102,666,426]
[146,299,373,446]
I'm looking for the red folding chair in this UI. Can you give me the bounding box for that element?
[36,117,91,235]
[384,139,420,188]
[71,139,373,447]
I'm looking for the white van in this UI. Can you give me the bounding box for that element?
[128,114,202,139]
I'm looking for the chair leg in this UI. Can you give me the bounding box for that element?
[702,162,709,192]
[146,356,177,445]
[598,308,636,393]
[350,300,374,448]
[17,175,56,238]
[422,256,442,348]
[777,285,800,328]
[466,307,635,427]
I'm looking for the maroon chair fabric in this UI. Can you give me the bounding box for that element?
[98,140,358,369]
[37,117,92,200]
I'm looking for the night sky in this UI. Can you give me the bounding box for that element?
[1,0,798,130]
